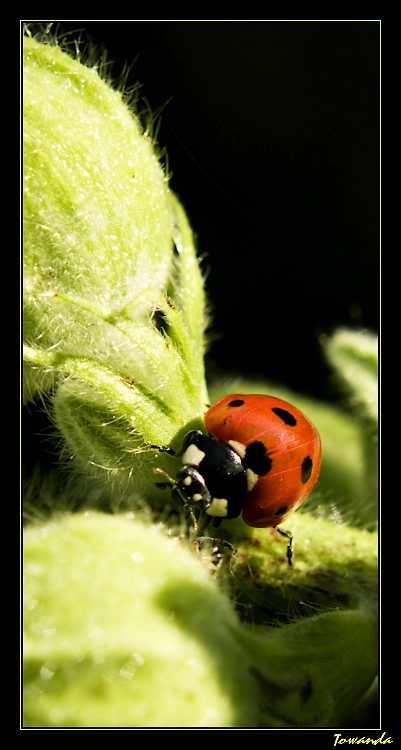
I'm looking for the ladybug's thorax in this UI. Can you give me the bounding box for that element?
[181,442,206,468]
[178,431,248,521]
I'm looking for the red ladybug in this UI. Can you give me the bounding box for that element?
[205,394,321,528]
[153,393,321,564]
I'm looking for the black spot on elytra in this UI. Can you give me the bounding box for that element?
[243,441,272,476]
[228,399,245,407]
[275,506,288,516]
[272,407,297,426]
[301,456,313,484]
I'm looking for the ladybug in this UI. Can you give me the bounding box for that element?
[152,393,321,564]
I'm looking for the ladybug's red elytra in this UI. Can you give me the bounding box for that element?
[152,393,321,565]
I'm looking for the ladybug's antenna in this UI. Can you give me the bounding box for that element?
[153,467,175,487]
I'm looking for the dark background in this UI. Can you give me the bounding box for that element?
[35,21,379,401]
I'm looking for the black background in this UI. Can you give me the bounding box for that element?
[34,21,379,401]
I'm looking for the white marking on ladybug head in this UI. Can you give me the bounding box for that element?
[246,468,258,491]
[183,475,192,486]
[228,440,246,459]
[182,444,206,467]
[205,498,228,517]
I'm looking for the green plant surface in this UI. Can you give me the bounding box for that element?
[23,34,207,506]
[23,513,377,728]
[23,513,259,727]
[218,512,377,625]
[323,329,378,519]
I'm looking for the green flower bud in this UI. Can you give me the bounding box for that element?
[233,604,377,727]
[323,329,378,525]
[23,36,207,499]
[23,512,377,728]
[23,513,259,727]
[323,329,378,423]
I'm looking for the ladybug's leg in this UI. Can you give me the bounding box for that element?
[196,537,237,570]
[150,431,205,458]
[276,527,293,566]
[150,444,176,456]
[196,537,236,554]
[195,511,237,560]
[193,508,211,536]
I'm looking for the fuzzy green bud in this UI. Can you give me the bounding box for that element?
[23,513,259,727]
[233,605,377,727]
[23,36,207,499]
[323,329,378,525]
[24,512,377,728]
